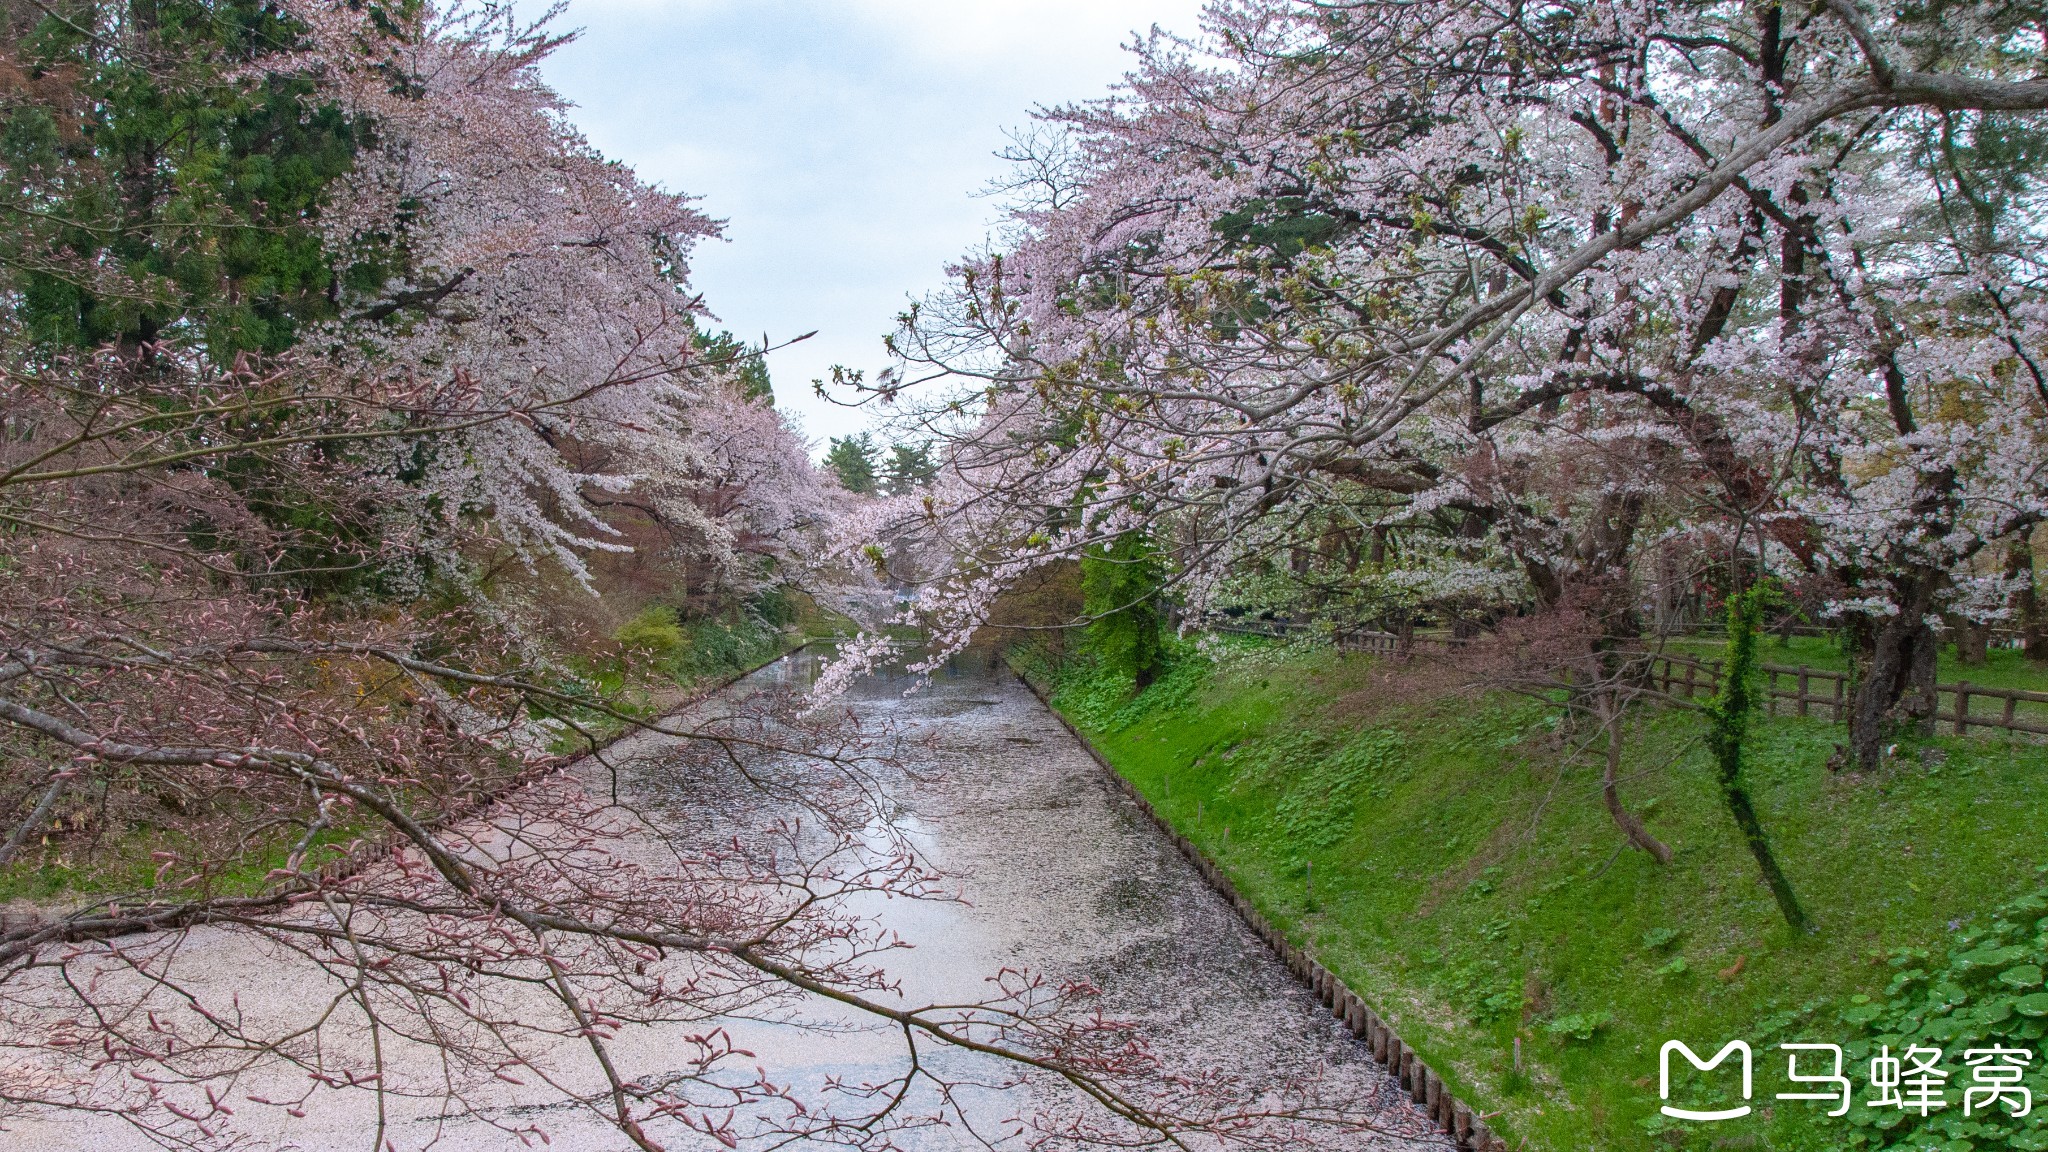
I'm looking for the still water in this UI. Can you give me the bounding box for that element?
[8,648,1437,1150]
[658,646,1441,1150]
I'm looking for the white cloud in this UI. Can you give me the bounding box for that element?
[537,0,1207,448]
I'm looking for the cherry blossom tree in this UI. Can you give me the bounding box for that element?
[0,3,1441,1147]
[856,0,2048,767]
[288,0,833,589]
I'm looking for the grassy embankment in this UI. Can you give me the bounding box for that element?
[1020,636,2048,1151]
[0,599,842,906]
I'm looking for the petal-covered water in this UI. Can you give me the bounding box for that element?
[7,648,1435,1150]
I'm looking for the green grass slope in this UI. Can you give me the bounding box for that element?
[1025,638,2048,1151]
[0,602,839,907]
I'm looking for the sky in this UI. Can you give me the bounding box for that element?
[537,0,1209,451]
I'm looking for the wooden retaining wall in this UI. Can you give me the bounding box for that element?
[1016,671,1505,1152]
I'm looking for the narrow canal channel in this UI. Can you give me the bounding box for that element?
[11,647,1438,1151]
[674,646,1439,1150]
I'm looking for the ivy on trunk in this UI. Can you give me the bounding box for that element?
[1706,586,1812,932]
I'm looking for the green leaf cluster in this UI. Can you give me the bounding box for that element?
[1839,886,2048,1151]
[824,433,879,494]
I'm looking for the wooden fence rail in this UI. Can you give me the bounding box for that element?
[1649,653,2048,739]
[1208,620,2048,741]
[1209,620,1436,657]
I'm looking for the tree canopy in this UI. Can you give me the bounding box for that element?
[853,0,2048,767]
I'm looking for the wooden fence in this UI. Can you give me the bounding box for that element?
[1208,619,2048,740]
[1209,619,1441,657]
[1650,653,2048,738]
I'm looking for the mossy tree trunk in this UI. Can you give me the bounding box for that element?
[1708,587,1812,931]
[2009,542,2048,664]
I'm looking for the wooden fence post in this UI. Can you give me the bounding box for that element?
[1797,666,1811,717]
[1954,681,1971,735]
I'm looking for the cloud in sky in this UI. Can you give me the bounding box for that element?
[537,0,1208,449]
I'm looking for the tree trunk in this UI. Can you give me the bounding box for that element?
[1710,589,1811,931]
[1775,609,1799,646]
[2010,542,2048,664]
[1953,617,1988,666]
[0,771,68,870]
[1654,543,1681,636]
[1599,691,1671,864]
[1848,592,1941,770]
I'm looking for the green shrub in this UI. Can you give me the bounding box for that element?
[1080,533,1166,688]
[1545,1011,1614,1042]
[1052,640,1208,731]
[615,606,689,662]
